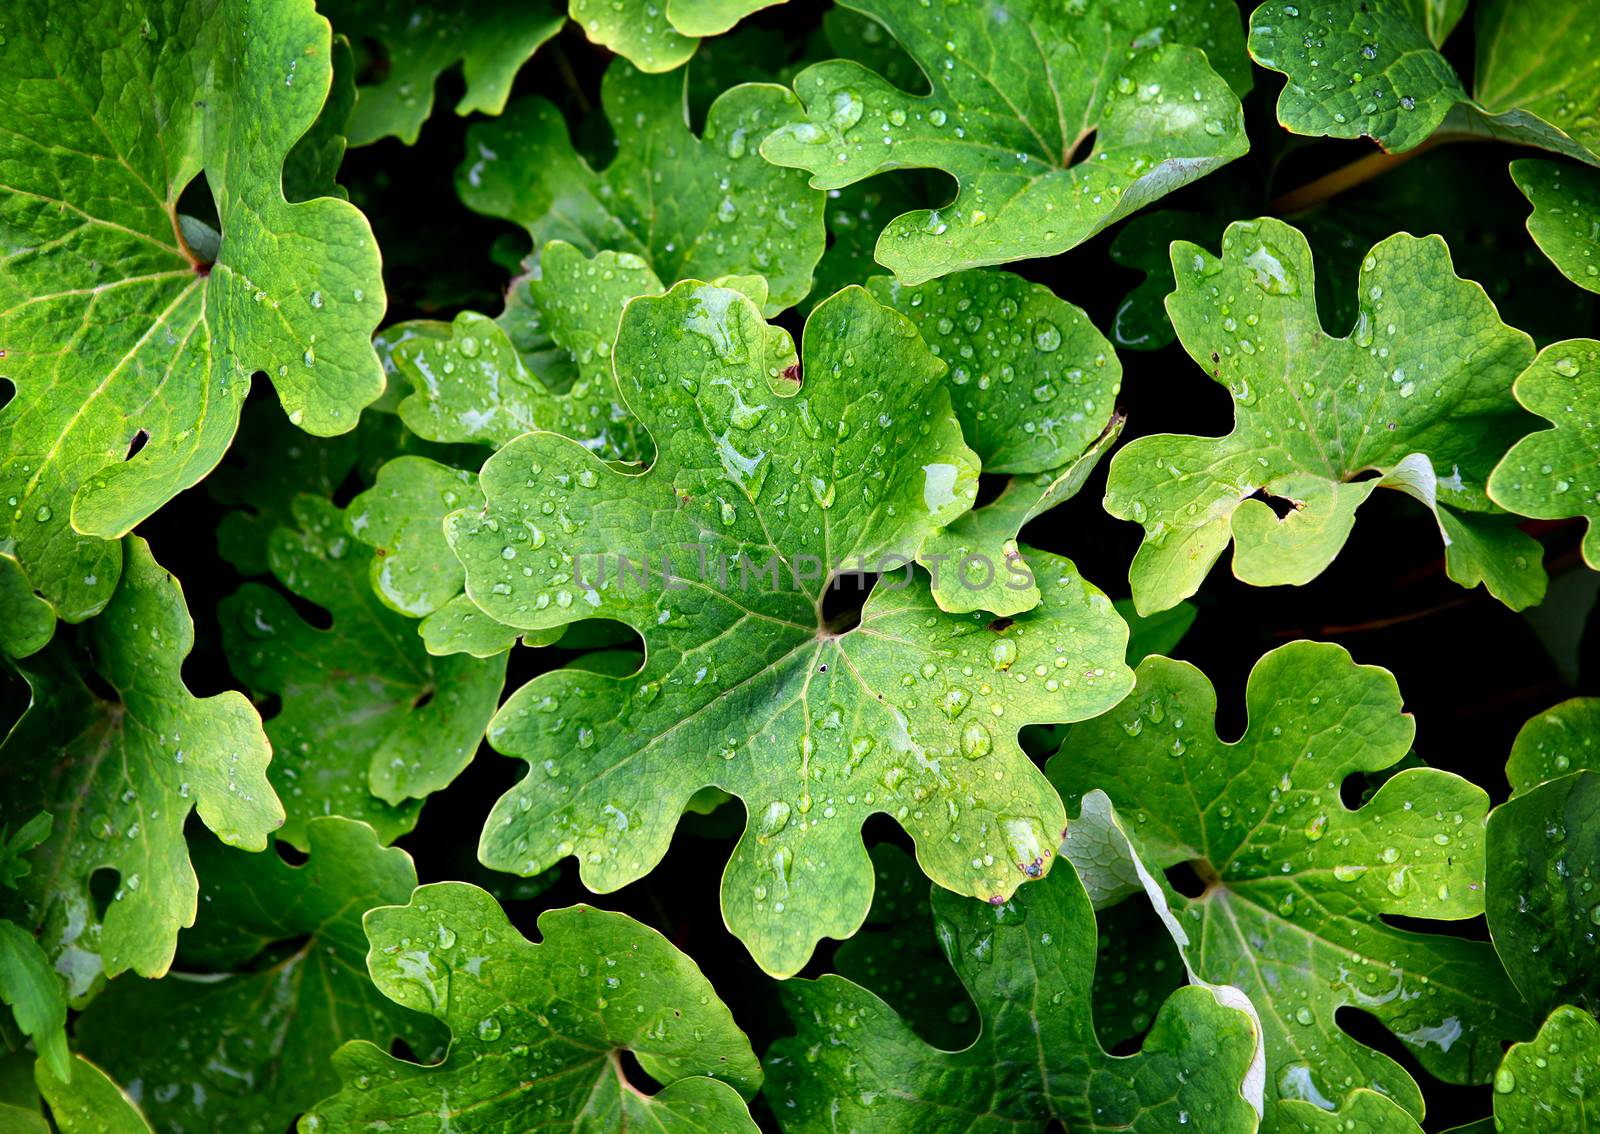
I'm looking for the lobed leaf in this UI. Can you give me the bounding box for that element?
[1049,641,1535,1122]
[764,857,1263,1133]
[219,496,505,847]
[1104,217,1543,614]
[0,538,281,998]
[0,0,387,655]
[303,882,762,1131]
[75,818,445,1134]
[447,282,1133,975]
[761,0,1250,283]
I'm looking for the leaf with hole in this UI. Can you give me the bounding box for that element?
[446,282,1133,976]
[0,538,281,999]
[760,0,1250,284]
[1104,217,1544,615]
[1048,641,1535,1125]
[0,0,387,656]
[74,818,444,1134]
[302,882,763,1132]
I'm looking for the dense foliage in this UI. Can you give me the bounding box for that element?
[3,0,1599,1130]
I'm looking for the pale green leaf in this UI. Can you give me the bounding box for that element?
[1104,217,1543,615]
[302,882,762,1132]
[1488,341,1600,569]
[0,0,387,655]
[446,283,1133,975]
[1048,641,1535,1122]
[0,538,281,999]
[760,0,1249,284]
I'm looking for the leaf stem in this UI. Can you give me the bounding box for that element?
[1270,134,1483,215]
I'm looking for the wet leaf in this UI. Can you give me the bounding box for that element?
[1104,217,1544,615]
[869,268,1123,615]
[219,496,505,847]
[1249,1,1600,163]
[1489,341,1600,568]
[458,62,825,315]
[447,282,1133,975]
[1048,641,1536,1123]
[764,857,1263,1133]
[303,882,762,1131]
[0,0,387,656]
[1486,700,1600,1019]
[1490,1004,1600,1133]
[75,819,444,1134]
[0,539,281,999]
[760,0,1249,283]
[324,0,563,146]
[1514,160,1600,296]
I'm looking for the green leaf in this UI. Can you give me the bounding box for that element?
[867,269,1123,615]
[0,816,52,893]
[388,249,661,460]
[34,1056,150,1134]
[759,0,1249,284]
[350,456,484,619]
[1109,211,1228,352]
[1489,341,1600,569]
[458,63,825,315]
[0,537,281,999]
[1513,160,1600,296]
[1280,1087,1425,1133]
[1248,1,1600,164]
[75,818,444,1134]
[345,455,570,656]
[764,858,1263,1133]
[1115,598,1199,665]
[1492,1004,1600,1131]
[1048,641,1535,1122]
[1506,697,1600,794]
[447,282,1133,975]
[569,0,782,72]
[1486,769,1599,1017]
[302,882,762,1132]
[219,495,506,846]
[831,844,976,1049]
[0,922,69,1083]
[1294,147,1595,348]
[0,0,387,656]
[209,403,400,578]
[1104,217,1543,615]
[324,0,563,146]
